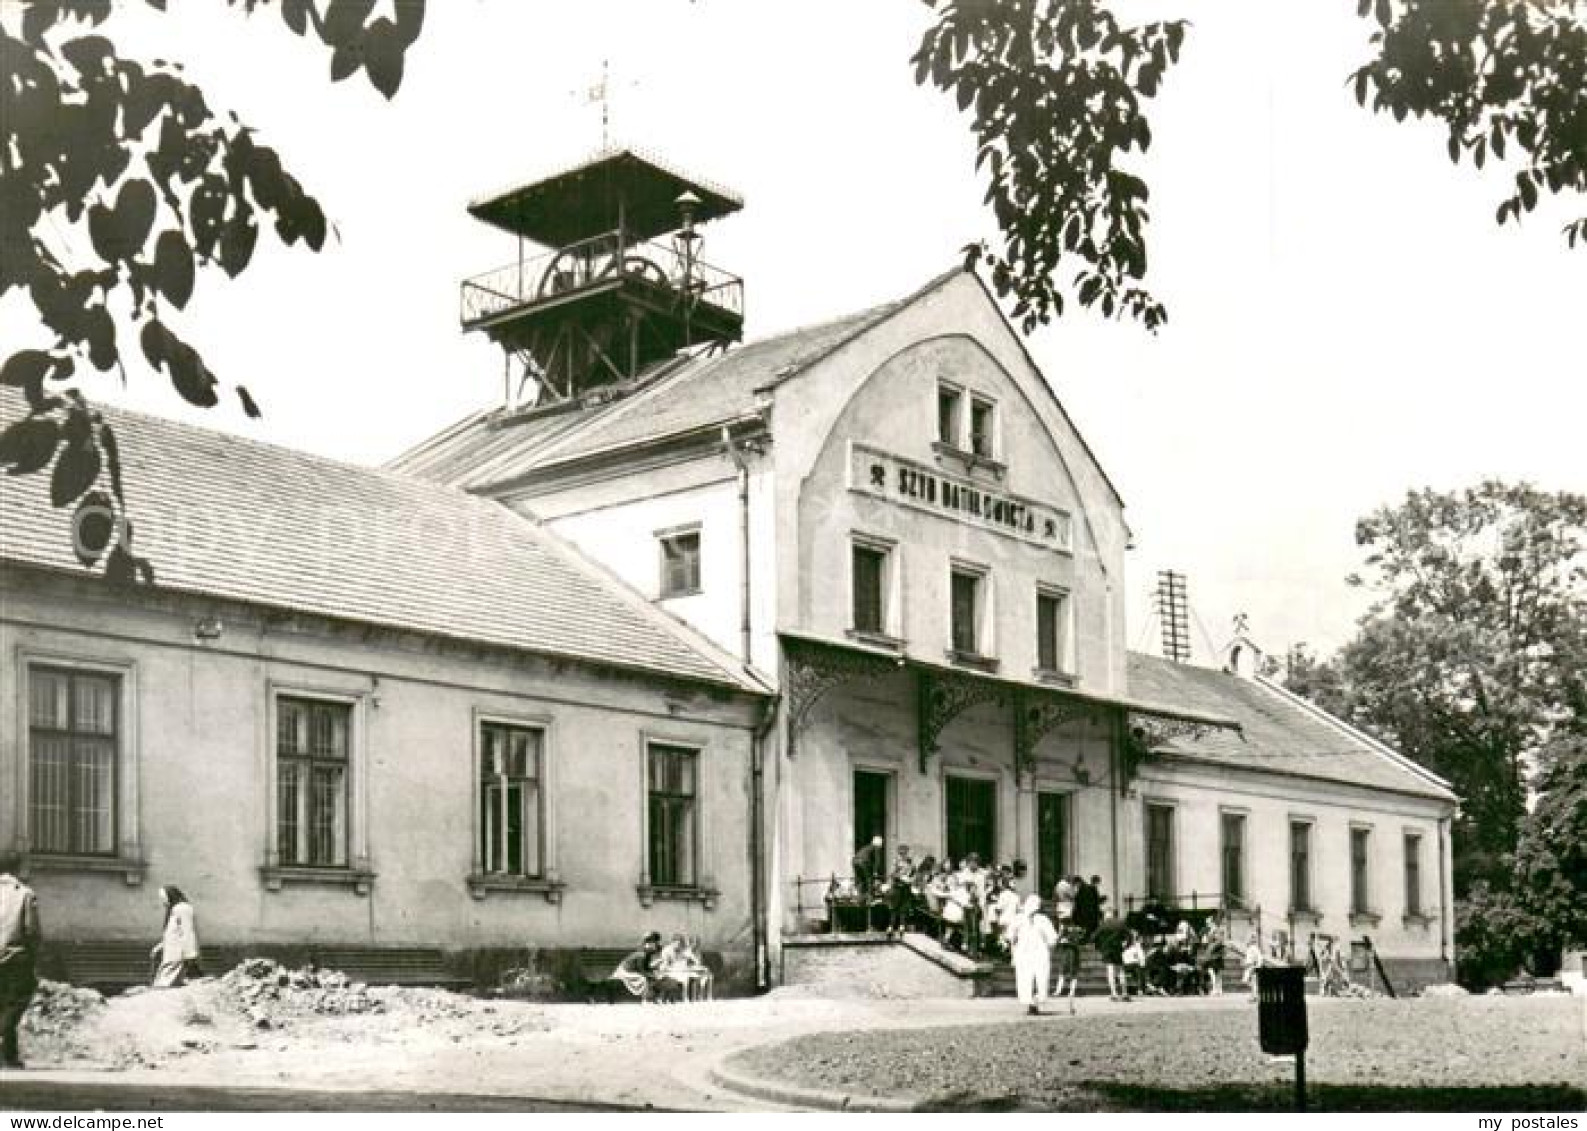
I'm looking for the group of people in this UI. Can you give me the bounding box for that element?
[611,931,714,1003]
[1,855,199,1070]
[845,839,1066,960]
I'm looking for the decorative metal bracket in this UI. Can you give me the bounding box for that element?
[916,669,1010,773]
[1013,692,1106,778]
[783,636,902,756]
[1123,712,1241,791]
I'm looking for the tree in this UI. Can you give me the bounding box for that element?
[1318,482,1586,891]
[1512,730,1587,952]
[916,0,1587,332]
[0,0,425,580]
[911,0,1186,333]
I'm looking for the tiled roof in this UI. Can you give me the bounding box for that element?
[388,295,918,490]
[1126,652,1456,802]
[0,390,765,693]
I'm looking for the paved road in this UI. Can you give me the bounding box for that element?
[0,1079,672,1113]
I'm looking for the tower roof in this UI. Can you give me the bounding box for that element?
[468,147,743,246]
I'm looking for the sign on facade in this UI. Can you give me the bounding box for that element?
[848,443,1073,552]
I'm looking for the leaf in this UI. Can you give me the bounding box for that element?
[82,305,117,371]
[0,416,62,476]
[87,178,158,262]
[237,385,262,419]
[281,0,311,36]
[152,229,194,308]
[73,490,117,567]
[101,421,125,500]
[216,211,258,278]
[51,433,102,507]
[394,0,425,46]
[329,44,362,83]
[323,0,376,46]
[1519,173,1537,211]
[362,18,406,98]
[1374,0,1391,28]
[1,351,54,392]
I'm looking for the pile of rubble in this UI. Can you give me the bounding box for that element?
[21,979,105,1046]
[216,958,386,1029]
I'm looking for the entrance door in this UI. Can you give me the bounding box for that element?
[944,775,996,864]
[1037,791,1070,896]
[853,770,891,856]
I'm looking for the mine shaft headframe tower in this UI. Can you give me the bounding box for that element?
[459,148,745,408]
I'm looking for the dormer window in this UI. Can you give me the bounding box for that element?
[937,384,963,446]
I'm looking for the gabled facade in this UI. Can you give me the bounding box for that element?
[398,264,1456,986]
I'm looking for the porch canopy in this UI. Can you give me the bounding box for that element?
[779,630,1242,782]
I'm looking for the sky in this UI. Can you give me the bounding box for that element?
[7,0,1583,661]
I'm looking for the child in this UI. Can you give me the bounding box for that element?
[1242,931,1264,1000]
[1122,930,1147,998]
[1051,920,1083,1011]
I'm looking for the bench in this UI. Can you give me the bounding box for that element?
[575,947,637,1003]
[306,948,471,990]
[61,940,155,994]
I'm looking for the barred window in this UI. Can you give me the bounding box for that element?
[480,723,544,878]
[648,744,698,887]
[28,667,118,856]
[276,697,349,868]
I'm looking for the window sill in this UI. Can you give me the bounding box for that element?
[467,874,566,903]
[846,629,905,652]
[637,884,718,910]
[946,648,999,673]
[23,853,145,886]
[931,441,1007,480]
[1349,910,1383,928]
[261,865,375,896]
[1032,667,1076,688]
[1402,912,1435,929]
[1287,906,1322,921]
[659,588,703,601]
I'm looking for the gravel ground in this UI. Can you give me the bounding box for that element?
[727,995,1587,1112]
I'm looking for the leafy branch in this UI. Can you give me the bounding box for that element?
[0,0,425,581]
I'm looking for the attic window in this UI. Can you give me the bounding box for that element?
[658,529,702,598]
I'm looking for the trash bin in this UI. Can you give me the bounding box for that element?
[1256,964,1309,1055]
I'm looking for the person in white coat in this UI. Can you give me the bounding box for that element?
[1009,893,1057,1016]
[150,885,201,988]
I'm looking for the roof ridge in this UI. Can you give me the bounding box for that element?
[1254,673,1457,795]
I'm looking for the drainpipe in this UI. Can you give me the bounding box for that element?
[1109,710,1121,908]
[722,426,753,665]
[724,425,771,989]
[750,698,778,991]
[1437,814,1451,972]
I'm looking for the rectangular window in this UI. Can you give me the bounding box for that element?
[969,397,995,458]
[1036,791,1069,897]
[1146,803,1175,901]
[851,543,888,636]
[28,667,118,856]
[1036,589,1070,672]
[1404,832,1423,917]
[479,723,544,878]
[276,697,350,868]
[944,775,996,864]
[950,568,982,655]
[648,744,698,887]
[1289,820,1312,912]
[658,530,701,597]
[1351,826,1372,915]
[1221,811,1247,908]
[937,384,962,446]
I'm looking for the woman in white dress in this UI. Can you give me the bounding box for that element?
[1009,893,1057,1016]
[150,885,201,988]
